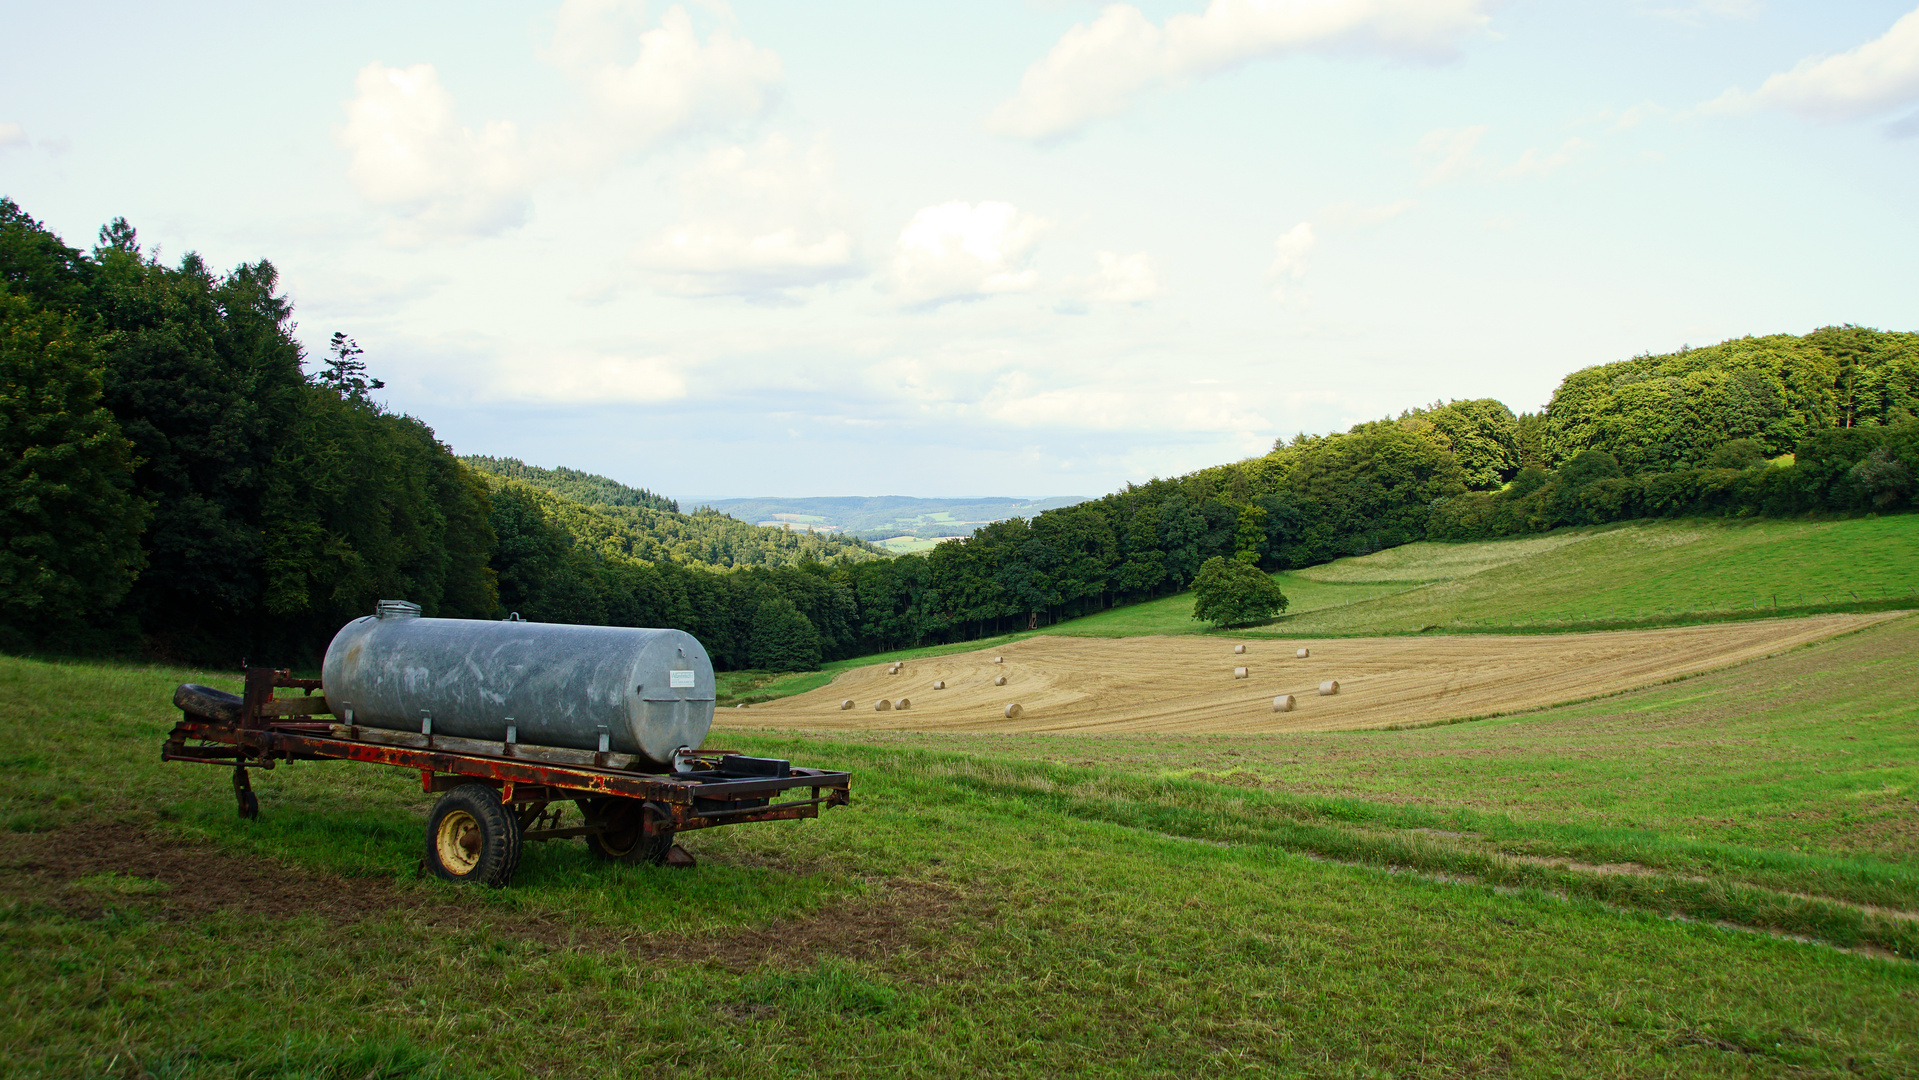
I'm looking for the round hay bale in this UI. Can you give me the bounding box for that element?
[1318,679,1339,696]
[1003,703,1022,719]
[873,698,893,711]
[1234,644,1246,654]
[994,674,1007,686]
[735,703,748,709]
[1233,666,1249,679]
[1296,647,1310,659]
[839,699,854,711]
[1273,694,1295,712]
[894,698,911,710]
[888,664,901,675]
[994,656,1004,664]
[933,680,946,690]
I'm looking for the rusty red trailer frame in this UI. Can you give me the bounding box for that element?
[163,667,850,881]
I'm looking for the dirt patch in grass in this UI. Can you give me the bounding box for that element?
[639,878,988,975]
[0,825,411,923]
[0,825,989,976]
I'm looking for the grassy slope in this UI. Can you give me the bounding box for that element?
[4,617,1918,1077]
[1031,515,1919,641]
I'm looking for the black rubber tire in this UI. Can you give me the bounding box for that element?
[579,797,673,866]
[424,783,522,887]
[175,683,244,724]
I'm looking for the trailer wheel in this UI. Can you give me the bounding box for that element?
[425,783,522,887]
[579,798,674,866]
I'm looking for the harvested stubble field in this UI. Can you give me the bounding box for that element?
[730,612,1899,734]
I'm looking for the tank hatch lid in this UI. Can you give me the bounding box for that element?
[376,599,422,620]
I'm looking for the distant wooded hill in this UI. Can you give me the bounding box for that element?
[460,458,887,569]
[688,495,1088,541]
[462,456,678,513]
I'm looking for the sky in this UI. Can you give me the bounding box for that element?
[3,1,1917,501]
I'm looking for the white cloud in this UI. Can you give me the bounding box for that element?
[1318,199,1415,228]
[977,372,1268,432]
[1415,124,1487,184]
[0,122,24,147]
[1608,101,1669,131]
[337,4,783,242]
[1502,136,1591,177]
[337,63,536,243]
[1262,202,1413,301]
[1069,250,1162,304]
[1268,221,1315,296]
[545,0,654,73]
[485,349,690,404]
[636,135,862,299]
[1707,7,1919,121]
[989,0,1493,143]
[1416,126,1593,183]
[566,3,783,152]
[892,201,1053,307]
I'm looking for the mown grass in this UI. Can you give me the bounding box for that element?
[1256,515,1919,636]
[868,515,1919,648]
[715,668,835,707]
[3,615,1917,1078]
[775,516,1919,692]
[1046,574,1413,638]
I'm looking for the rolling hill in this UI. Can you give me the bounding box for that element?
[687,495,1089,551]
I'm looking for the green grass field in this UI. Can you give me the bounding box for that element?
[4,606,1917,1077]
[1036,515,1919,641]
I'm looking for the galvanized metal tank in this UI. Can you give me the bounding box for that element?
[321,603,714,766]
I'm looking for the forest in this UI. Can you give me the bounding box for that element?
[0,200,874,664]
[3,200,1915,670]
[461,457,885,568]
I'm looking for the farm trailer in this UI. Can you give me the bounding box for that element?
[162,614,850,887]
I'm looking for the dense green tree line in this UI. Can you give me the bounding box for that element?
[1430,425,1919,540]
[0,200,501,659]
[1544,327,1918,472]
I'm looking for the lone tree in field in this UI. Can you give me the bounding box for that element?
[1190,556,1288,628]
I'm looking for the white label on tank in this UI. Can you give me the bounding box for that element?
[670,669,695,688]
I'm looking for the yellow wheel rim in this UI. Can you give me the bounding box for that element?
[435,810,483,875]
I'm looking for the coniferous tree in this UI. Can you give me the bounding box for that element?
[0,291,150,642]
